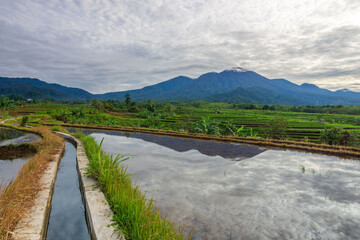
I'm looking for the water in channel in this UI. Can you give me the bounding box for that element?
[69,128,360,240]
[46,142,90,240]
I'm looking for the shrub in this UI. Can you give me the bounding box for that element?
[20,116,29,127]
[190,117,220,135]
[263,116,289,139]
[320,127,360,146]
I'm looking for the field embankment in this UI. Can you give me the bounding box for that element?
[0,126,64,240]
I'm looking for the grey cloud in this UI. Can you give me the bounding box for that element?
[0,0,359,93]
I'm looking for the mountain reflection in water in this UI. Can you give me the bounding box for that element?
[67,128,266,160]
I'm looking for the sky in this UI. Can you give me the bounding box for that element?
[0,0,359,94]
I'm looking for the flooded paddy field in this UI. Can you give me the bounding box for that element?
[0,127,39,187]
[0,127,41,146]
[69,128,360,240]
[0,155,32,186]
[46,142,90,240]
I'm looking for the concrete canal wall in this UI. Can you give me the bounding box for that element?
[13,142,65,239]
[54,132,124,240]
[13,132,124,240]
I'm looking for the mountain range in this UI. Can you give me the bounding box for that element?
[1,67,360,105]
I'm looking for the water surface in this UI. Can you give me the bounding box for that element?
[72,129,360,239]
[67,128,265,160]
[0,127,41,146]
[0,127,22,141]
[46,142,90,240]
[0,155,32,187]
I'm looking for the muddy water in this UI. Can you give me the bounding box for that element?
[46,142,90,240]
[71,129,360,240]
[0,155,32,187]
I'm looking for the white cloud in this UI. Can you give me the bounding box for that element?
[0,0,359,93]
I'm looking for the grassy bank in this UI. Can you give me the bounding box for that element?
[0,126,64,240]
[77,133,186,239]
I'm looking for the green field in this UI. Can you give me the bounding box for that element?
[6,101,360,145]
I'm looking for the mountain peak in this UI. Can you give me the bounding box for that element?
[300,83,319,89]
[336,88,351,93]
[225,67,249,73]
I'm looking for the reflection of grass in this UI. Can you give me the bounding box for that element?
[0,126,64,239]
[78,133,186,239]
[300,165,305,173]
[0,128,21,141]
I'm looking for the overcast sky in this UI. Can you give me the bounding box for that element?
[0,0,359,93]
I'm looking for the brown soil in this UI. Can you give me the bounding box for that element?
[0,145,36,160]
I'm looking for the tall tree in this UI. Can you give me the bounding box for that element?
[0,95,15,118]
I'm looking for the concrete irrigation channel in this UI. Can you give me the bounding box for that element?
[12,132,124,240]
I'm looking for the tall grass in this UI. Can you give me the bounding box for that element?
[78,133,186,239]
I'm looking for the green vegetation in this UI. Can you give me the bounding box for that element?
[6,98,360,147]
[2,97,360,239]
[263,116,289,140]
[0,96,16,118]
[49,125,69,133]
[77,133,185,239]
[20,116,29,127]
[320,127,360,146]
[125,93,137,112]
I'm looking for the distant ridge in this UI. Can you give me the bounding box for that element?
[95,67,360,105]
[0,77,93,100]
[1,68,360,105]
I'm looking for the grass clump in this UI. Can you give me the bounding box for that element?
[78,134,185,240]
[50,125,69,133]
[20,116,29,127]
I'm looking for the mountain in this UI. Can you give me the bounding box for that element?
[334,88,360,99]
[208,86,305,105]
[95,67,360,105]
[0,77,93,100]
[98,76,194,100]
[1,68,360,105]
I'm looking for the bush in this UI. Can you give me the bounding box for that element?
[263,116,289,139]
[220,120,237,136]
[190,117,220,135]
[20,116,29,127]
[320,127,360,146]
